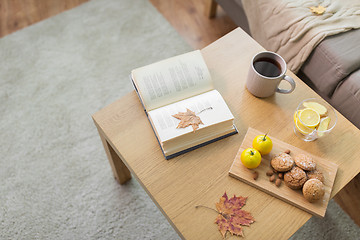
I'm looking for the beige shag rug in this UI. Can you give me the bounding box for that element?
[0,0,358,239]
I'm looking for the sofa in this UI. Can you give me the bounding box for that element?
[210,0,360,129]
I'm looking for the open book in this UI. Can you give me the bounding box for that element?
[131,50,237,159]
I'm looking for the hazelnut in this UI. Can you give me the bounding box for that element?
[252,171,259,180]
[266,170,274,176]
[275,179,282,187]
[269,175,276,182]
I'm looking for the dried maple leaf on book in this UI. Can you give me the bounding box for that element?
[172,108,204,132]
[215,192,255,238]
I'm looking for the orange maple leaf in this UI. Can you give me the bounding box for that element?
[172,108,204,132]
[215,192,255,238]
[310,5,326,15]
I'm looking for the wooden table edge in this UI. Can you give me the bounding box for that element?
[92,104,186,239]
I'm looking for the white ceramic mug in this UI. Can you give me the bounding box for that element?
[246,51,296,98]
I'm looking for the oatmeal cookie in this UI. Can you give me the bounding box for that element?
[284,167,308,190]
[294,154,316,171]
[307,169,324,183]
[270,152,294,172]
[302,179,325,202]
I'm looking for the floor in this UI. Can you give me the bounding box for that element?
[1,0,359,227]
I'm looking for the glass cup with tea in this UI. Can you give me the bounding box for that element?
[246,51,295,98]
[293,98,337,141]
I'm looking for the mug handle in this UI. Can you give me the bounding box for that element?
[276,75,296,94]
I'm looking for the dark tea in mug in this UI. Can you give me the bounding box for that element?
[247,51,295,97]
[253,57,282,78]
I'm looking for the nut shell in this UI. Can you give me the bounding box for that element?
[252,171,259,180]
[266,170,274,176]
[269,175,276,182]
[275,179,282,187]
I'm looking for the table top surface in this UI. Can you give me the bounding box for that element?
[92,28,360,239]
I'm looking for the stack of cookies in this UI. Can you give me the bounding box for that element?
[270,150,325,203]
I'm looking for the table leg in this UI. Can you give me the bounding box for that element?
[96,128,132,184]
[205,0,217,18]
[334,174,360,226]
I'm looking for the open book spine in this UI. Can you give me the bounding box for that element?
[130,75,148,116]
[149,121,238,160]
[164,127,238,159]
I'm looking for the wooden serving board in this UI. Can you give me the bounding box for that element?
[229,127,338,217]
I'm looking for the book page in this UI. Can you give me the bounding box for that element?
[131,50,213,111]
[148,90,234,142]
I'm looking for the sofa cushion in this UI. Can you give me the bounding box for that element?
[330,69,360,128]
[301,29,360,97]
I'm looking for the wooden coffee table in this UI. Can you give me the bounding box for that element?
[92,28,360,239]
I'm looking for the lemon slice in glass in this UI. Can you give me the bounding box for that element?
[295,117,315,135]
[303,101,328,117]
[299,108,320,127]
[294,110,302,124]
[317,117,331,137]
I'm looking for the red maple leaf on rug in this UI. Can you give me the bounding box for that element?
[214,192,255,238]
